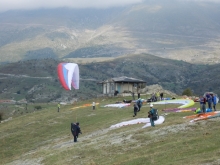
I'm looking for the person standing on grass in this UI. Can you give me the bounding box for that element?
[212,94,217,111]
[71,122,82,142]
[132,91,135,100]
[156,91,160,102]
[206,92,212,110]
[160,92,164,101]
[148,104,155,127]
[92,101,96,110]
[200,95,206,113]
[57,103,60,112]
[136,98,143,112]
[133,102,139,117]
[138,92,140,99]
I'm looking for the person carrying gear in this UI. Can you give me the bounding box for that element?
[148,104,158,127]
[133,103,139,117]
[136,98,143,112]
[71,122,82,142]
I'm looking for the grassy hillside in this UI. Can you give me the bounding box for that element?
[1,96,220,165]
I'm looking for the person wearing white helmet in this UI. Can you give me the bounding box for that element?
[148,104,155,127]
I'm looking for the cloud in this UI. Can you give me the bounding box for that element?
[0,0,143,12]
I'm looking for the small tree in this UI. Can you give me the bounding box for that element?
[182,88,193,96]
[34,105,42,110]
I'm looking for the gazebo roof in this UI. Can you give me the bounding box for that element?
[98,76,146,83]
[112,76,146,83]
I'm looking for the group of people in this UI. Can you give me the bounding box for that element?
[57,103,83,142]
[67,91,218,142]
[199,92,217,113]
[133,98,158,127]
[69,96,158,142]
[133,98,143,117]
[70,102,98,142]
[70,102,97,142]
[150,92,164,102]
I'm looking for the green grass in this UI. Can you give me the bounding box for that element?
[0,97,220,165]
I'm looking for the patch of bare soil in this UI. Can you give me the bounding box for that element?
[6,158,44,165]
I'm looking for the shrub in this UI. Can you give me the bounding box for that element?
[0,112,3,121]
[34,106,42,110]
[182,88,193,96]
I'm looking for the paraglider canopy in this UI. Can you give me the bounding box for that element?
[57,63,79,90]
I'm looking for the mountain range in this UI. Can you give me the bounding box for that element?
[0,0,220,64]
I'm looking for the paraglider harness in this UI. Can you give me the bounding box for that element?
[148,108,159,121]
[71,123,76,135]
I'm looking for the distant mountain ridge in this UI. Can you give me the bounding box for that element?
[0,1,220,64]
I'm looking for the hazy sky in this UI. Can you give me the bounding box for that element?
[0,0,143,12]
[0,0,220,13]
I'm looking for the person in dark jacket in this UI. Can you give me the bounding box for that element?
[136,98,143,112]
[200,95,206,113]
[133,103,139,117]
[212,94,217,111]
[138,92,140,99]
[206,92,212,110]
[71,122,82,142]
[148,104,155,127]
[160,92,164,101]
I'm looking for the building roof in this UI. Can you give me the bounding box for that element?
[112,76,146,83]
[98,76,146,84]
